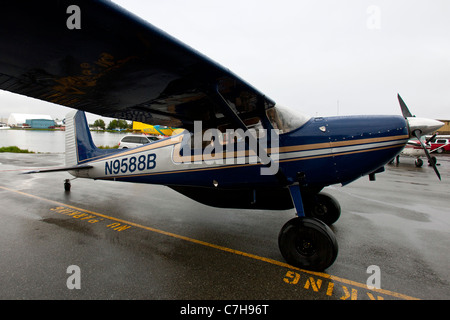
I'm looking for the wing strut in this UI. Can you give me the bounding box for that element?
[22,164,93,174]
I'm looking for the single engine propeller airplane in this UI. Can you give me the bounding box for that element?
[0,1,444,271]
[396,134,438,168]
[394,129,449,168]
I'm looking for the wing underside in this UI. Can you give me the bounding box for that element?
[0,0,275,131]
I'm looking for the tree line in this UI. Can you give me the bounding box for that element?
[91,119,132,131]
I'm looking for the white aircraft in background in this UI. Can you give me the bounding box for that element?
[397,135,439,168]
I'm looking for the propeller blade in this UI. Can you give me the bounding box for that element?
[412,130,441,180]
[426,133,437,145]
[397,94,414,118]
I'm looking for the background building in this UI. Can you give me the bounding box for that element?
[25,118,56,129]
[7,113,54,128]
[437,119,450,135]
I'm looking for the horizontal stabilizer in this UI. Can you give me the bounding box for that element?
[22,164,93,174]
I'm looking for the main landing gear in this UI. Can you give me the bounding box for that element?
[64,179,75,192]
[278,186,339,271]
[415,156,437,168]
[64,179,71,191]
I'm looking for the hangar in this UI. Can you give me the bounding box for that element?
[436,119,450,135]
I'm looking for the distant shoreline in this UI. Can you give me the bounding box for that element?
[7,127,133,134]
[0,145,118,154]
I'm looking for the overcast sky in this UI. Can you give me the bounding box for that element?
[1,0,449,123]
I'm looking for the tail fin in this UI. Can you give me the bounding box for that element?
[65,110,115,166]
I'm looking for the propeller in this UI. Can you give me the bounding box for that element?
[426,133,437,145]
[397,94,443,180]
[412,130,441,180]
[398,94,414,118]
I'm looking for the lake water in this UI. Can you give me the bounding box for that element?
[0,129,128,153]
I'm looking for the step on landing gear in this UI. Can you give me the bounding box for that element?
[278,185,339,271]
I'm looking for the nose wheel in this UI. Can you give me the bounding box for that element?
[278,217,338,271]
[415,158,423,167]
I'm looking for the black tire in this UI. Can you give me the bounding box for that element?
[415,158,423,167]
[304,192,341,226]
[278,217,338,271]
[64,182,71,192]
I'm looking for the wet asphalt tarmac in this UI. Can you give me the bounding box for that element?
[0,152,449,301]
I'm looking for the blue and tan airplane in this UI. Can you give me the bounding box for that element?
[0,1,443,270]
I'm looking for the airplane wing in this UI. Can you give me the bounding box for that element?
[0,1,275,132]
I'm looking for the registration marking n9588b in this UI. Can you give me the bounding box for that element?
[104,153,156,176]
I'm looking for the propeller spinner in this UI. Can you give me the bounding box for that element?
[397,94,444,180]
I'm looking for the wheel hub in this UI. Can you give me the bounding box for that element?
[296,238,316,257]
[314,203,327,216]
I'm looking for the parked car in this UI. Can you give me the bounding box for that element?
[118,135,160,149]
[430,139,450,153]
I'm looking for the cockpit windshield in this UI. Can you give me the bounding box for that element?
[266,104,311,134]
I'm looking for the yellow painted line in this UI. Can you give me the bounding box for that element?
[0,185,419,300]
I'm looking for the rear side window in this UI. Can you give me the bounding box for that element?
[122,136,143,143]
[121,136,134,143]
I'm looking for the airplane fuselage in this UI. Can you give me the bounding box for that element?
[70,115,409,192]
